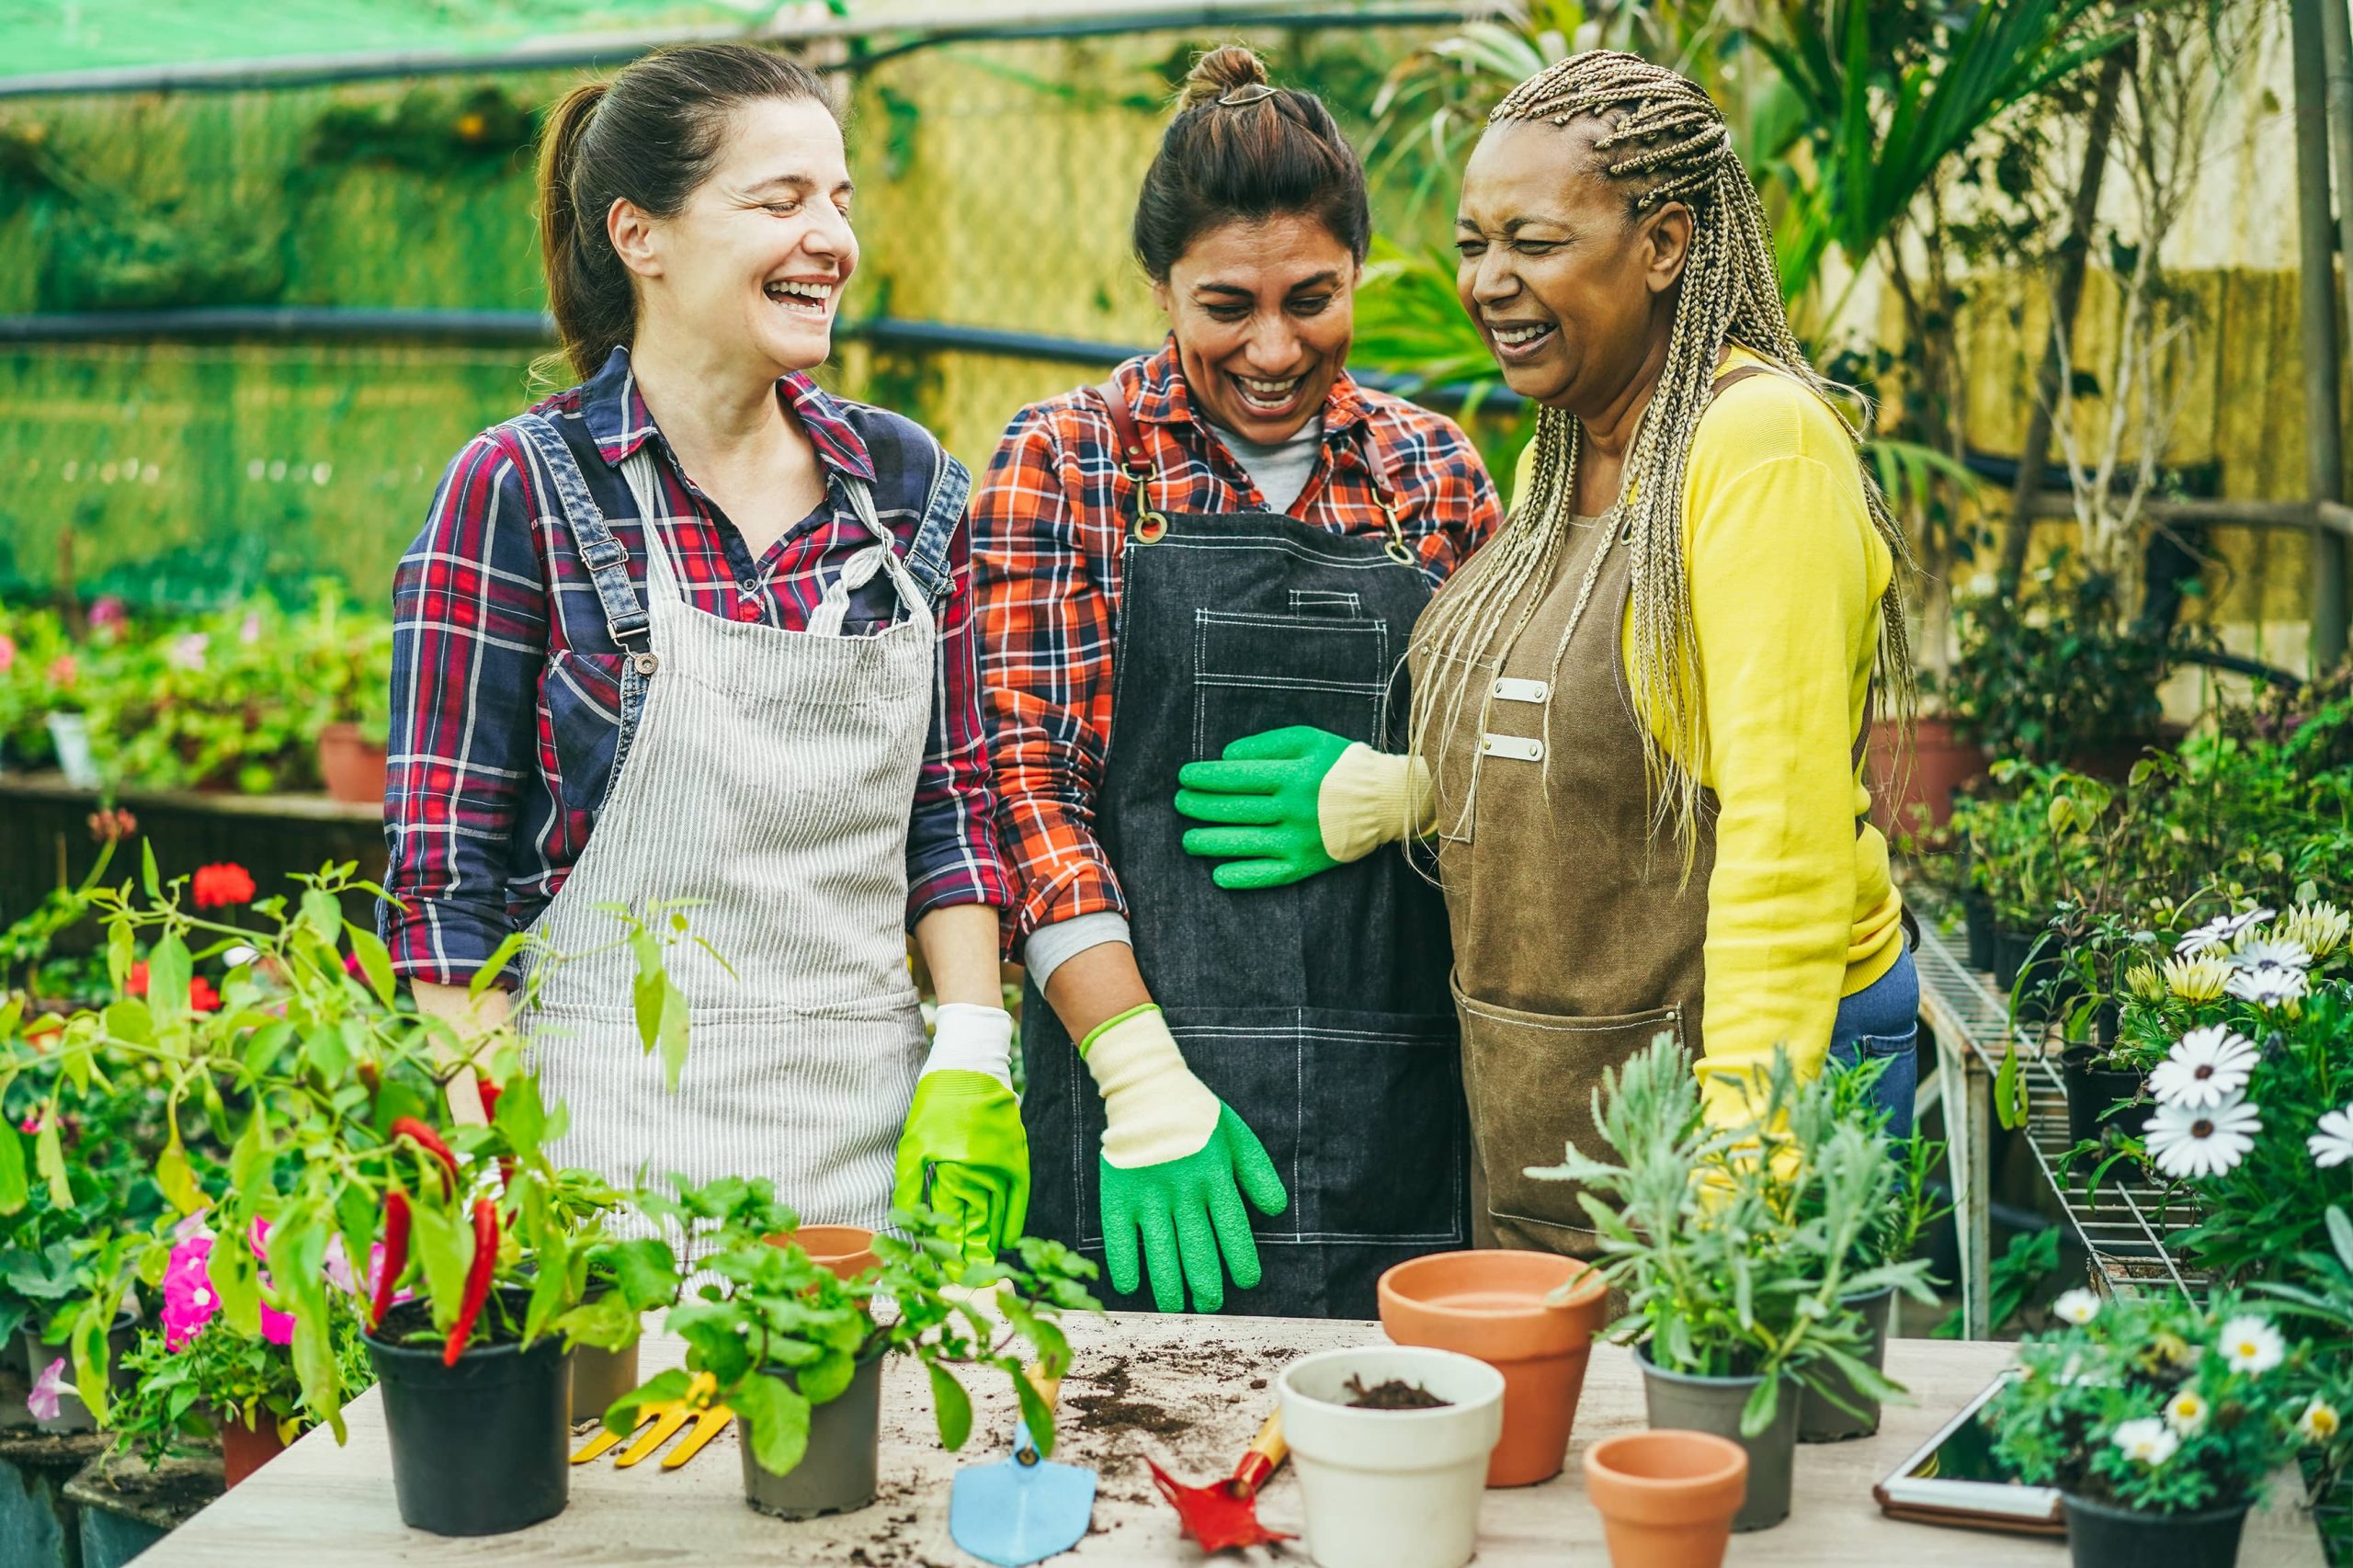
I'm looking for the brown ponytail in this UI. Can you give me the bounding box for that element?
[532,43,833,383]
[1131,45,1370,281]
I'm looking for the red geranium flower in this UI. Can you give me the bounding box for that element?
[123,962,220,1012]
[191,863,256,910]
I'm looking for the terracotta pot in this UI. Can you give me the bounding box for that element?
[1378,1249,1608,1486]
[218,1408,287,1488]
[316,722,387,806]
[1583,1428,1746,1568]
[768,1224,878,1280]
[1866,716,1985,833]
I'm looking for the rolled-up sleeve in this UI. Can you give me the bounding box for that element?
[972,408,1129,957]
[381,431,547,983]
[905,451,1015,924]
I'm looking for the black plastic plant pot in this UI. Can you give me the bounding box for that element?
[1796,1287,1893,1443]
[1637,1345,1797,1532]
[366,1290,570,1538]
[1997,929,2065,1024]
[1991,926,2029,991]
[1962,892,1997,972]
[2061,1047,2152,1149]
[2063,1493,2247,1568]
[739,1351,886,1521]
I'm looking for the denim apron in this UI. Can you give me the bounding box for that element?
[1018,383,1471,1319]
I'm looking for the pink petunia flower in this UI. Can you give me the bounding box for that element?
[45,653,75,687]
[238,612,262,646]
[87,597,126,631]
[0,634,15,674]
[28,1358,67,1423]
[165,633,209,673]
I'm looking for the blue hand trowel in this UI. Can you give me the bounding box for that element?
[949,1372,1095,1567]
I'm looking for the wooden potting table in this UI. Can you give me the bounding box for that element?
[134,1311,2326,1566]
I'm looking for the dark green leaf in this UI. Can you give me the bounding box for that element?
[927,1363,972,1451]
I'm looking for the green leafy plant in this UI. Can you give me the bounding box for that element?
[1525,1035,1937,1434]
[1985,1292,2328,1515]
[585,1177,1099,1478]
[106,1308,374,1468]
[1945,566,2183,766]
[2,854,702,1437]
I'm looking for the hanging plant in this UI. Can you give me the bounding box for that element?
[41,201,285,312]
[306,84,540,179]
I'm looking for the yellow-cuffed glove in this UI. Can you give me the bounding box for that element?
[1084,1005,1287,1312]
[1176,726,1434,890]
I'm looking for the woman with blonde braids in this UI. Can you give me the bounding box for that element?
[1186,49,1920,1255]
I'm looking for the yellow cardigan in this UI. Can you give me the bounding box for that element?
[1509,347,1904,1123]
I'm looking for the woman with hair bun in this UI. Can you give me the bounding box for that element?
[976,46,1503,1317]
[381,43,1029,1261]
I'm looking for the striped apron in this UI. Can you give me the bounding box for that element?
[507,414,937,1230]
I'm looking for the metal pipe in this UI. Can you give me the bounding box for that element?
[2295,0,2350,667]
[0,2,1472,99]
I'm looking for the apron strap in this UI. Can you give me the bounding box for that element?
[1090,379,1169,543]
[808,475,931,638]
[509,413,654,664]
[898,454,972,608]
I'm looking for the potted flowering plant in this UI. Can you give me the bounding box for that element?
[1524,1036,1937,1530]
[83,594,335,794]
[3,854,702,1537]
[106,1217,378,1487]
[585,1176,1098,1521]
[1984,1292,2332,1568]
[2116,901,2351,1289]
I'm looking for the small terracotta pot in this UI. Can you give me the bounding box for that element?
[219,1408,287,1488]
[316,722,388,806]
[1583,1429,1746,1568]
[1378,1249,1608,1487]
[768,1224,878,1280]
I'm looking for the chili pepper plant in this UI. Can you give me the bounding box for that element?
[584,1176,1100,1482]
[0,850,703,1438]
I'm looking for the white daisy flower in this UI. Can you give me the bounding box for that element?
[2111,1416,2179,1466]
[2277,903,2349,960]
[2052,1289,2101,1325]
[2231,937,2313,972]
[2164,1390,2209,1435]
[2217,1315,2286,1375]
[2310,1105,2353,1169]
[2177,907,2273,957]
[2149,1027,2258,1109]
[2225,963,2309,1007]
[2299,1396,2341,1442]
[2146,1096,2263,1179]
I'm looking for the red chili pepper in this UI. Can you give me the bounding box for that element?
[389,1116,457,1192]
[443,1198,498,1367]
[474,1081,500,1119]
[372,1190,411,1329]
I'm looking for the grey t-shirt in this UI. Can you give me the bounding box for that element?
[1207,415,1324,515]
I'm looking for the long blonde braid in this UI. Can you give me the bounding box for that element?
[1411,50,1915,861]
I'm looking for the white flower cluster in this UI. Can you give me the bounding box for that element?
[2141,905,2348,1180]
[2103,1318,2288,1470]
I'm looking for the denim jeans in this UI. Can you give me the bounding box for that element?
[1828,942,1920,1142]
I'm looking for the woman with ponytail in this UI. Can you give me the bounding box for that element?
[976,47,1502,1318]
[381,44,1028,1262]
[1393,51,1922,1256]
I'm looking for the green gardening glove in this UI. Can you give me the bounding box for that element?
[1083,1005,1287,1312]
[1176,725,1432,890]
[892,1004,1029,1265]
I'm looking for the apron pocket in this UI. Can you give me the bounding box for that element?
[1073,1005,1466,1250]
[1450,975,1686,1239]
[1189,611,1390,759]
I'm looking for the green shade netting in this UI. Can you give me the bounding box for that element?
[0,1,826,80]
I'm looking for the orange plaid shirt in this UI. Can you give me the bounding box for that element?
[972,340,1503,954]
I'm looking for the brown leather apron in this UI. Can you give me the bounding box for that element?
[1410,369,1787,1256]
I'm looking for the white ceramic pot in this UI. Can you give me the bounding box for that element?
[1277,1344,1506,1568]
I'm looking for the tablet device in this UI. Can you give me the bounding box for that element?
[1872,1372,2065,1536]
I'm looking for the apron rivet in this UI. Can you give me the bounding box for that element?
[632,652,659,676]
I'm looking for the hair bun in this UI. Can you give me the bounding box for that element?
[1180,45,1272,109]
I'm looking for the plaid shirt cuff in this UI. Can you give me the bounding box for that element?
[1006,853,1128,960]
[381,894,520,987]
[907,854,1017,929]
